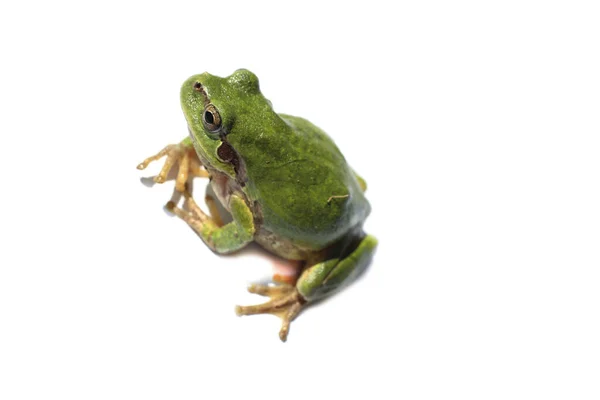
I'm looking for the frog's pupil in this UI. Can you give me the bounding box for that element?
[205,111,214,125]
[193,82,202,90]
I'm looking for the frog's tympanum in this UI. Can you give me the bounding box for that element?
[138,69,377,341]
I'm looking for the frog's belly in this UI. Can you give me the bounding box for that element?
[204,168,337,261]
[206,174,316,260]
[254,227,312,261]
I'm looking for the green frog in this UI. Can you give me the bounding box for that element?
[137,69,377,341]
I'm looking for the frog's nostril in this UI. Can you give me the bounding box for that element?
[193,82,202,91]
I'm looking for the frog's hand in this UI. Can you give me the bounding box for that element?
[353,170,367,192]
[167,193,254,254]
[236,234,378,341]
[137,137,209,192]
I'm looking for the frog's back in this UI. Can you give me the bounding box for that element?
[239,114,370,250]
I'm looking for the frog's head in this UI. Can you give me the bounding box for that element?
[180,69,275,182]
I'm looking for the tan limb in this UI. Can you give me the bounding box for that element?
[235,284,305,342]
[137,139,209,192]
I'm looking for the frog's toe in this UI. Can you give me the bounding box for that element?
[234,292,295,316]
[278,301,302,342]
[137,142,208,191]
[165,194,208,225]
[246,283,295,296]
[136,144,172,171]
[235,285,306,342]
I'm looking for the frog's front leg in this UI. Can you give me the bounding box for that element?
[167,191,254,254]
[137,137,209,192]
[236,234,378,341]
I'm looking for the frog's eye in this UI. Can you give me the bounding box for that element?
[203,104,222,132]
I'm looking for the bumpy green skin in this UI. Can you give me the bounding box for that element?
[180,69,376,300]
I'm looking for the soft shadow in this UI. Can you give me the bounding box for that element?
[138,163,179,189]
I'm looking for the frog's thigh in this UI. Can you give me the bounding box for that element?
[297,235,378,301]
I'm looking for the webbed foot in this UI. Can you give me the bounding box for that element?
[235,284,306,342]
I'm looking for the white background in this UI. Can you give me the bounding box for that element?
[0,1,599,399]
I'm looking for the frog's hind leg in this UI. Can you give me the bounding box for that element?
[236,234,378,342]
[137,137,209,192]
[297,235,377,300]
